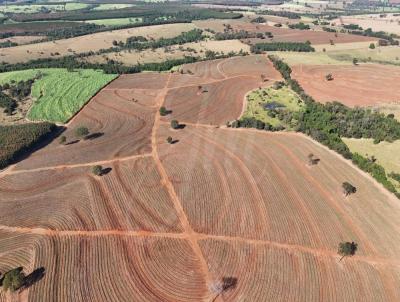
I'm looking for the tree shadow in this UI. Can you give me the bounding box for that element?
[21,267,45,290]
[101,167,112,175]
[177,124,186,129]
[171,139,179,144]
[85,132,104,140]
[65,139,80,146]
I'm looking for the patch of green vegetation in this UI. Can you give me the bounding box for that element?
[0,122,57,169]
[0,69,117,123]
[92,4,135,11]
[242,85,303,129]
[328,46,400,66]
[87,17,142,26]
[0,3,88,13]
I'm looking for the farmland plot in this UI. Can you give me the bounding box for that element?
[291,64,400,106]
[0,57,399,301]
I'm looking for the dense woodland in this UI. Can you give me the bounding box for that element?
[0,123,58,169]
[251,42,315,53]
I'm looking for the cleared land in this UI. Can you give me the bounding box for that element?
[336,13,400,35]
[291,64,400,106]
[194,19,377,45]
[0,57,399,301]
[84,39,250,66]
[0,69,117,123]
[162,55,281,124]
[0,23,196,63]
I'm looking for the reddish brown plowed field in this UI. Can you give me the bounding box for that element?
[15,84,156,170]
[232,22,377,45]
[0,57,399,301]
[200,239,400,302]
[0,231,208,302]
[0,158,182,233]
[163,55,281,125]
[156,124,400,259]
[163,77,268,125]
[291,64,400,106]
[107,73,170,90]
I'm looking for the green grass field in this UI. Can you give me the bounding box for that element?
[343,138,400,189]
[87,17,142,26]
[91,4,135,11]
[0,3,88,13]
[0,69,117,123]
[242,85,303,128]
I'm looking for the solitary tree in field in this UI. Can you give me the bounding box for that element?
[171,120,179,129]
[2,268,25,292]
[342,182,357,196]
[75,126,89,139]
[92,165,103,176]
[369,43,376,49]
[325,73,334,81]
[159,106,168,116]
[166,136,173,144]
[308,153,320,165]
[338,241,358,261]
[59,135,66,145]
[352,58,358,65]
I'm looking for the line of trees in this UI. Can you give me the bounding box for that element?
[288,22,311,30]
[349,28,399,45]
[251,42,315,53]
[214,30,272,41]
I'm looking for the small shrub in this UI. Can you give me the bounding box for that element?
[59,135,66,144]
[92,165,103,176]
[3,268,25,292]
[167,136,173,144]
[342,181,357,196]
[75,126,89,138]
[171,120,179,129]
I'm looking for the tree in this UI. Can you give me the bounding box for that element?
[166,136,173,144]
[171,120,179,129]
[92,165,103,176]
[369,43,376,49]
[159,106,168,116]
[59,135,66,145]
[352,58,358,65]
[338,241,358,261]
[75,126,89,139]
[3,268,25,292]
[342,181,357,196]
[308,153,320,165]
[325,73,334,81]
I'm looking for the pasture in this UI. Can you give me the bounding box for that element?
[87,17,142,27]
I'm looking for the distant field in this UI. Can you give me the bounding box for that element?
[291,64,400,107]
[0,69,117,123]
[343,137,400,189]
[242,85,303,127]
[92,4,135,11]
[0,23,196,63]
[85,40,250,66]
[87,17,142,26]
[271,51,349,66]
[328,46,400,66]
[335,14,400,35]
[0,3,88,13]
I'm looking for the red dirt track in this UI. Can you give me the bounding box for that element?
[291,64,400,106]
[0,55,400,301]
